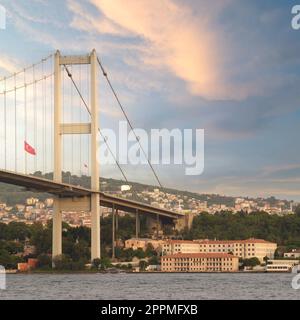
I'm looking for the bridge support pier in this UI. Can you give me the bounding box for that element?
[135,209,140,238]
[112,205,115,260]
[116,209,118,234]
[91,193,100,261]
[52,198,62,259]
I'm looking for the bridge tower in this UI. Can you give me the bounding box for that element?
[53,50,100,263]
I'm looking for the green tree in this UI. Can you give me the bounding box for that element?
[148,255,159,265]
[139,260,148,271]
[37,254,52,268]
[92,258,101,269]
[0,248,22,269]
[145,243,156,257]
[242,257,260,267]
[263,256,269,264]
[134,248,146,259]
[6,222,31,241]
[30,223,52,255]
[52,254,72,270]
[99,257,112,270]
[295,205,300,217]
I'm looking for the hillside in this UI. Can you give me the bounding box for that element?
[0,171,290,209]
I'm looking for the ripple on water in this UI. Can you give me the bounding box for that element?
[0,273,299,300]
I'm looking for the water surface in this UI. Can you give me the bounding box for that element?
[0,273,299,300]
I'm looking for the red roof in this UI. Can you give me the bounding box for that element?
[197,238,275,245]
[164,240,198,244]
[162,238,276,246]
[162,253,239,259]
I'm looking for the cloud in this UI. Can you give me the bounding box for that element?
[262,163,300,177]
[8,1,59,26]
[65,0,300,102]
[67,0,127,36]
[67,0,232,100]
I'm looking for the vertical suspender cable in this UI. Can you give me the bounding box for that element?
[24,69,27,174]
[79,64,82,176]
[42,59,45,173]
[87,64,90,177]
[4,77,7,170]
[44,61,47,173]
[62,65,65,181]
[14,73,17,172]
[51,57,54,177]
[70,65,74,183]
[33,65,37,173]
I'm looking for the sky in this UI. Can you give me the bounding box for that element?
[0,0,300,201]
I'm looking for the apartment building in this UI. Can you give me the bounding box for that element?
[162,238,277,263]
[161,253,239,272]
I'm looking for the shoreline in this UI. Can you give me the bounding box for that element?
[5,270,294,275]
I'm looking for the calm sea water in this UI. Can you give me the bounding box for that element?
[0,273,299,300]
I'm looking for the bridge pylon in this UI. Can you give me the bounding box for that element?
[52,50,100,264]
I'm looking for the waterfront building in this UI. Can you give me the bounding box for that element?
[161,253,239,272]
[266,259,299,272]
[283,249,300,259]
[162,238,277,263]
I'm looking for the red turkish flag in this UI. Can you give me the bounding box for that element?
[24,141,36,155]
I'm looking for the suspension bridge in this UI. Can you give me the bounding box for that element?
[0,50,185,263]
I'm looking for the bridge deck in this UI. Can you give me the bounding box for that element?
[0,170,183,219]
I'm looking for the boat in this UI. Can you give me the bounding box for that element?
[104,267,126,274]
[0,269,17,274]
[266,264,293,272]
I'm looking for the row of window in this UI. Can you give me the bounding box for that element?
[163,243,256,250]
[162,267,234,271]
[163,263,228,266]
[163,257,233,261]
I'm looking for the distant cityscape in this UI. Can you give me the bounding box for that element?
[1,176,300,274]
[0,178,298,227]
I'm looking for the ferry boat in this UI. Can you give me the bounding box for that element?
[0,269,17,274]
[266,264,292,272]
[266,259,300,273]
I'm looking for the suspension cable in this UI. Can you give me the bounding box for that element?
[24,69,27,174]
[0,73,54,95]
[63,64,129,183]
[0,54,53,82]
[33,65,37,172]
[42,59,46,174]
[79,63,82,175]
[96,57,163,188]
[44,64,48,174]
[4,77,7,169]
[14,73,17,172]
[70,64,74,183]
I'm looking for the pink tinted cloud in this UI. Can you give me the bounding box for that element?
[79,0,231,100]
